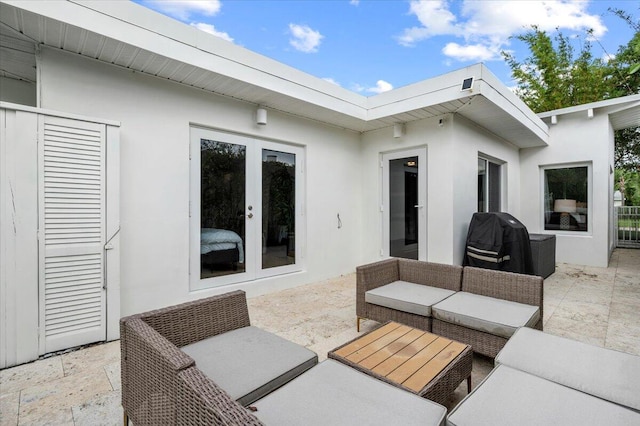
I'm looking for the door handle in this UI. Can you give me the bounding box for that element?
[414,205,424,208]
[248,213,254,218]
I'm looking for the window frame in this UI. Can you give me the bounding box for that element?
[189,127,305,291]
[540,162,592,234]
[477,155,504,213]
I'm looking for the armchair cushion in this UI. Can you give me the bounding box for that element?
[432,292,539,339]
[495,327,640,411]
[365,281,456,317]
[446,365,640,426]
[253,360,446,426]
[182,326,317,406]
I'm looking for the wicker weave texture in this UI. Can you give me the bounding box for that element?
[120,290,253,426]
[462,266,544,322]
[176,367,264,426]
[356,259,463,328]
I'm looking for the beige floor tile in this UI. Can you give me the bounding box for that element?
[544,315,607,346]
[104,362,121,391]
[551,300,610,325]
[61,341,120,377]
[0,391,19,426]
[561,288,612,305]
[605,324,640,356]
[611,288,640,306]
[0,357,64,395]
[71,390,122,426]
[18,406,75,426]
[19,368,112,424]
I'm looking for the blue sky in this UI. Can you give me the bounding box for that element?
[134,0,638,94]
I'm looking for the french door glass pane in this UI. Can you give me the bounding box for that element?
[478,158,486,211]
[262,149,296,269]
[489,161,501,212]
[389,156,418,260]
[200,139,246,279]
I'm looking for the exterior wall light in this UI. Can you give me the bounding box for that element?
[256,107,267,125]
[393,123,405,138]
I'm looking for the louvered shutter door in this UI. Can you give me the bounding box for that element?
[39,116,106,354]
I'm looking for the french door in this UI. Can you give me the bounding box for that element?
[190,128,303,290]
[381,148,427,260]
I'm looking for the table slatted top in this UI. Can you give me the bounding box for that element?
[331,322,468,393]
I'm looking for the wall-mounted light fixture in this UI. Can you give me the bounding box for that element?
[393,123,405,138]
[551,115,558,125]
[587,108,594,119]
[256,106,267,125]
[438,118,445,127]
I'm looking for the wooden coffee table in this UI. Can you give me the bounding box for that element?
[328,321,472,405]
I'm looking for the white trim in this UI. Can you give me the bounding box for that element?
[0,102,121,126]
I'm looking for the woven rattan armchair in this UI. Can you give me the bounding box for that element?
[120,290,263,425]
[356,258,463,332]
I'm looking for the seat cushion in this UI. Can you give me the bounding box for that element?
[447,365,640,426]
[495,327,640,411]
[181,326,317,406]
[252,360,446,426]
[431,292,539,339]
[365,281,457,317]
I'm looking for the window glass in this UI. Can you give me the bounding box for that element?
[262,149,296,269]
[544,166,588,232]
[478,157,501,212]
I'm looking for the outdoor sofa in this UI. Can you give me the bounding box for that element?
[120,290,448,425]
[447,327,640,425]
[356,258,543,357]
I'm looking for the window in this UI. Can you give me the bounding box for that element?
[543,165,589,232]
[478,157,501,212]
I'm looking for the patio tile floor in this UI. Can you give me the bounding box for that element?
[1,248,639,425]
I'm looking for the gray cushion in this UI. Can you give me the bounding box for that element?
[495,327,640,411]
[447,365,640,426]
[365,281,457,317]
[253,360,446,426]
[431,292,539,338]
[181,326,317,406]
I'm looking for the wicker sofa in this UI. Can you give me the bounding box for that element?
[447,327,640,425]
[121,290,448,426]
[356,259,543,357]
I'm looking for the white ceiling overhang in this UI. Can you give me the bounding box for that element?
[0,0,548,147]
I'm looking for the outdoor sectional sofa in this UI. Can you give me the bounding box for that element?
[120,290,448,425]
[447,327,640,425]
[356,258,543,357]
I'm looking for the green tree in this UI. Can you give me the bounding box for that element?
[502,14,640,171]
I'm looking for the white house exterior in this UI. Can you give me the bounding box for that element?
[1,1,638,367]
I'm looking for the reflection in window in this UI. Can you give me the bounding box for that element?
[262,149,296,269]
[478,158,501,212]
[544,166,588,232]
[200,139,246,279]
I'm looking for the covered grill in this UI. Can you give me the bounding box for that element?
[463,212,534,274]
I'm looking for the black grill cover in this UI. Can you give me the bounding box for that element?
[463,212,534,274]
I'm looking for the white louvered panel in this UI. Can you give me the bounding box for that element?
[40,116,106,354]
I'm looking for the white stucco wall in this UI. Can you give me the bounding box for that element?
[38,47,363,315]
[451,114,521,265]
[360,113,521,266]
[519,111,612,267]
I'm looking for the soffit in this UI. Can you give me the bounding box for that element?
[0,1,548,147]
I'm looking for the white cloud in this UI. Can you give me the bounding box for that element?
[289,24,323,53]
[442,42,497,62]
[350,0,360,5]
[191,23,233,42]
[398,0,607,62]
[322,77,341,86]
[142,1,221,21]
[371,80,393,93]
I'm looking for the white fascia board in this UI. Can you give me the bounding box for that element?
[4,0,367,119]
[0,101,121,126]
[538,94,640,118]
[477,65,548,141]
[366,65,481,119]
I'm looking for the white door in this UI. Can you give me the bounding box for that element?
[38,116,107,353]
[190,128,303,290]
[381,148,427,260]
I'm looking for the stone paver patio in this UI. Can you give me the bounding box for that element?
[1,249,639,425]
